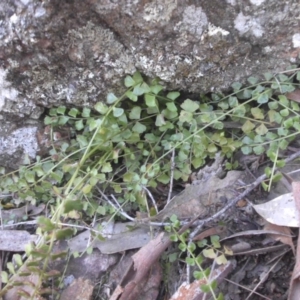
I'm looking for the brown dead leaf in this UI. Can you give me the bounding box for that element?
[286,89,300,103]
[236,199,248,208]
[263,222,295,255]
[110,232,171,300]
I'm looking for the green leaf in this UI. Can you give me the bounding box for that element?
[242,120,255,133]
[155,114,166,126]
[200,103,213,112]
[166,102,177,112]
[207,143,218,153]
[278,139,288,150]
[94,102,108,114]
[241,145,252,154]
[68,108,79,117]
[168,253,178,263]
[237,89,252,99]
[144,93,156,107]
[265,166,272,176]
[253,145,265,155]
[247,76,258,85]
[75,119,84,131]
[179,110,193,123]
[49,108,57,116]
[255,124,268,135]
[58,115,70,125]
[76,135,88,147]
[283,118,293,128]
[107,92,118,104]
[57,106,66,115]
[170,234,178,242]
[218,101,229,110]
[278,95,289,106]
[268,101,278,110]
[101,162,112,173]
[44,116,58,125]
[156,174,170,184]
[132,122,147,133]
[272,173,282,182]
[178,243,186,251]
[210,235,220,248]
[186,257,195,266]
[277,127,288,136]
[133,83,147,96]
[228,96,238,107]
[37,216,55,232]
[56,228,74,240]
[125,90,138,101]
[264,72,273,81]
[82,184,93,194]
[129,106,142,119]
[167,91,180,100]
[257,92,269,104]
[291,101,300,111]
[25,171,35,183]
[252,84,265,96]
[180,99,199,112]
[1,271,8,284]
[124,75,135,87]
[215,254,227,265]
[82,107,91,117]
[251,107,264,119]
[7,263,15,275]
[276,160,286,168]
[188,242,196,252]
[64,200,84,213]
[278,74,289,82]
[113,107,124,117]
[151,84,164,94]
[231,82,242,91]
[203,248,216,259]
[14,254,23,267]
[279,109,289,117]
[133,71,143,84]
[194,271,205,280]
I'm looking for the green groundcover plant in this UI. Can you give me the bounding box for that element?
[0,66,300,298]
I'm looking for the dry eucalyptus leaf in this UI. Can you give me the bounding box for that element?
[253,193,300,227]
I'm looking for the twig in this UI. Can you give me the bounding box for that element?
[1,220,37,228]
[167,147,176,203]
[225,278,272,300]
[142,186,158,214]
[96,186,135,222]
[189,149,300,240]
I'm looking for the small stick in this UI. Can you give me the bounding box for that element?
[142,186,158,214]
[167,147,176,203]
